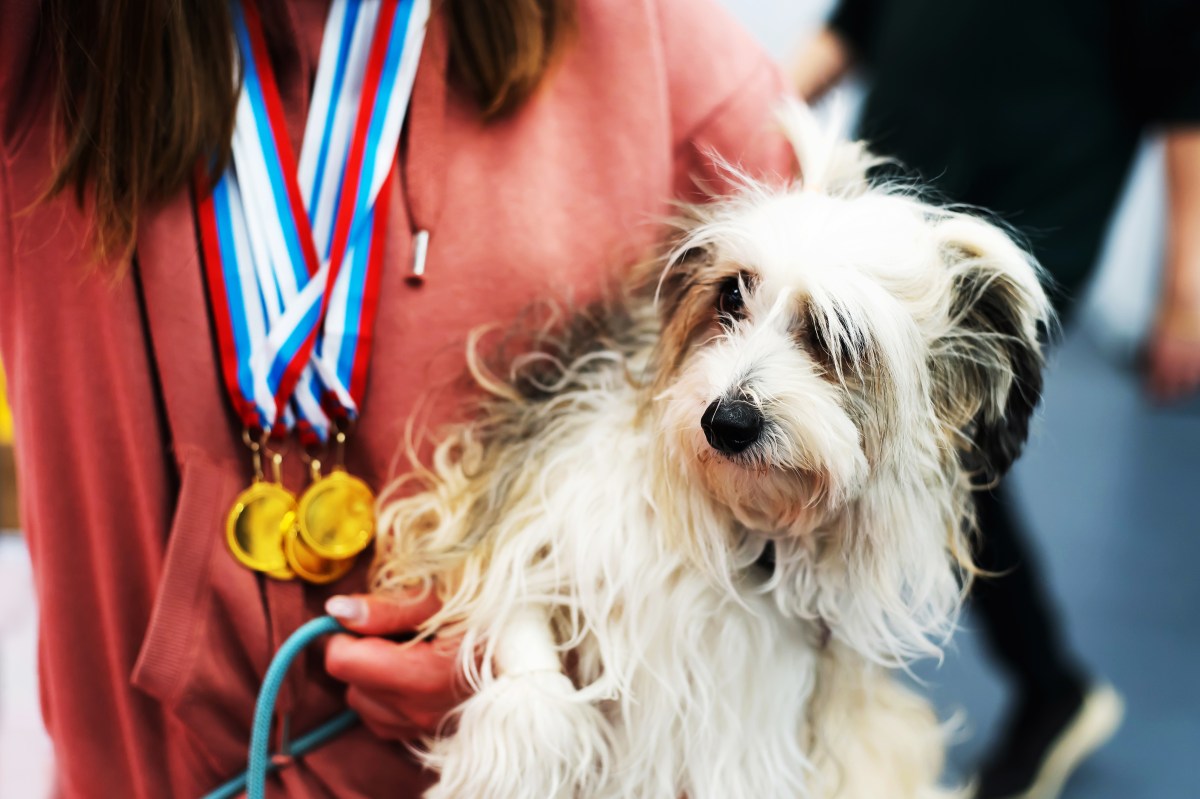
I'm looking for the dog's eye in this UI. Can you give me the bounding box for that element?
[716,276,747,323]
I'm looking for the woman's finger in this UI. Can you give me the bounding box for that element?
[345,685,446,739]
[325,634,464,697]
[345,685,421,738]
[325,590,442,635]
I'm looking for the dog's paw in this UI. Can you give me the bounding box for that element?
[423,670,612,799]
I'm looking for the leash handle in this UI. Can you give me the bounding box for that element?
[201,615,357,799]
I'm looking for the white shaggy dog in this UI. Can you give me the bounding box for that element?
[372,104,1051,799]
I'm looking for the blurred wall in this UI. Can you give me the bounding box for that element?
[717,0,1168,358]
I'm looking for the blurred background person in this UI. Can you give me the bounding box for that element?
[793,2,1200,798]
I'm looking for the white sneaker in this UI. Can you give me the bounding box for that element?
[974,683,1125,799]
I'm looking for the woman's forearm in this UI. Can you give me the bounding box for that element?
[791,28,855,104]
[1163,127,1200,303]
[1146,126,1200,401]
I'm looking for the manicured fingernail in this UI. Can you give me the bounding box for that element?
[326,596,365,623]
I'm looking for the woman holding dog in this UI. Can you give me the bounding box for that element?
[794,1,1200,798]
[0,0,801,795]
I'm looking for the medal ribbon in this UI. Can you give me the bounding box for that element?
[197,0,430,442]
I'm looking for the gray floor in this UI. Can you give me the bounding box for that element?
[912,327,1200,798]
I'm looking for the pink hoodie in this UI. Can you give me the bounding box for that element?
[0,0,794,795]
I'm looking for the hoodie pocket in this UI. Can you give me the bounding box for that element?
[131,454,274,774]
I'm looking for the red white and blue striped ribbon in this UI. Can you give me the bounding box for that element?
[197,0,429,442]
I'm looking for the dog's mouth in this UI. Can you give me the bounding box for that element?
[695,440,835,532]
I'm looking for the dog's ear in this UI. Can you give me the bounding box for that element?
[931,216,1052,480]
[655,241,709,320]
[650,241,715,389]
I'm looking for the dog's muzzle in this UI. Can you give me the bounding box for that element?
[701,399,763,455]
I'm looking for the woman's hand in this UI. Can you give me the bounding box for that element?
[325,591,465,741]
[1146,290,1200,402]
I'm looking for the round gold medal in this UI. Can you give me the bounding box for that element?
[226,481,296,579]
[282,511,355,584]
[295,470,376,560]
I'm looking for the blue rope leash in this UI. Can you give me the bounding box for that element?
[200,615,358,799]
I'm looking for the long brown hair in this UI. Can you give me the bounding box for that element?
[46,0,578,261]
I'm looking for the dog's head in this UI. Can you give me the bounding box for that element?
[652,101,1051,662]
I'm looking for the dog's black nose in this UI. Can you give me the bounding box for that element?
[701,399,763,454]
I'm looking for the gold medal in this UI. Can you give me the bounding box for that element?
[227,443,295,579]
[296,468,377,560]
[281,510,355,584]
[226,480,296,578]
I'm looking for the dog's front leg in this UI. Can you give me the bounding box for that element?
[424,604,612,799]
[808,647,961,799]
